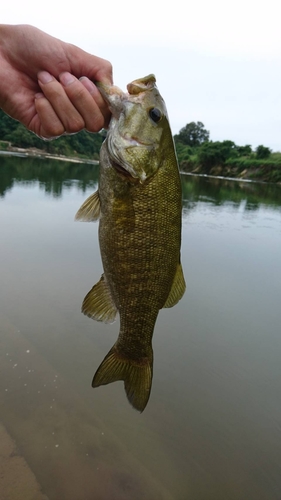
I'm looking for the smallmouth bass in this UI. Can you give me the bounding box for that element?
[76,75,185,412]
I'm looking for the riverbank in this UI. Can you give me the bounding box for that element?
[180,160,281,183]
[1,147,281,184]
[0,147,98,165]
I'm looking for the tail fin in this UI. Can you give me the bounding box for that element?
[92,345,153,412]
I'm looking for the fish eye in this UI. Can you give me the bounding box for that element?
[148,107,162,123]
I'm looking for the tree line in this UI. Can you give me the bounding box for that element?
[174,121,281,182]
[1,111,281,182]
[174,121,272,163]
[0,109,103,159]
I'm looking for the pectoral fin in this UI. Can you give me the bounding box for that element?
[75,190,101,221]
[163,262,186,308]
[82,274,118,323]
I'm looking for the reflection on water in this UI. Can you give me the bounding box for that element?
[182,173,281,213]
[0,155,99,198]
[1,157,281,500]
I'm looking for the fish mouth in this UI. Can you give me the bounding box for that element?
[123,135,153,148]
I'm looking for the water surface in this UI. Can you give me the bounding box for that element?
[1,156,281,499]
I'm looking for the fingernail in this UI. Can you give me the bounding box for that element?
[35,92,45,99]
[60,72,75,86]
[38,71,54,84]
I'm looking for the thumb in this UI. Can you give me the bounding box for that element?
[66,43,113,85]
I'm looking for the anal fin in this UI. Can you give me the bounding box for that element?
[163,262,186,308]
[82,274,118,323]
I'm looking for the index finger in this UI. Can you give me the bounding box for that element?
[86,58,113,86]
[79,76,111,128]
[67,46,113,86]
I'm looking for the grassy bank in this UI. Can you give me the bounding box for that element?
[179,152,281,183]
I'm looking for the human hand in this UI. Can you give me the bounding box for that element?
[0,24,112,138]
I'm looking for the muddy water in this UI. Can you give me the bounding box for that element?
[1,157,281,499]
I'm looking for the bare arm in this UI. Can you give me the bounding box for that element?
[0,24,112,138]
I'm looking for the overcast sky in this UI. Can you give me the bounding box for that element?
[3,0,281,150]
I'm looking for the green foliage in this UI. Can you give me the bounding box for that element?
[0,109,103,158]
[0,140,9,150]
[236,144,252,156]
[175,142,194,163]
[174,121,209,147]
[256,144,271,159]
[197,140,238,170]
[175,121,281,182]
[271,151,281,160]
[226,158,281,168]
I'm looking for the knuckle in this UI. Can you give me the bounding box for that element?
[42,123,65,139]
[104,60,113,74]
[65,116,85,134]
[38,127,64,140]
[94,59,113,83]
[86,113,104,133]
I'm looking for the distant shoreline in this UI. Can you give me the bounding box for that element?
[0,148,98,165]
[1,147,280,186]
[179,161,281,184]
[180,171,274,185]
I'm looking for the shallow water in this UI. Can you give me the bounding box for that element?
[1,156,281,500]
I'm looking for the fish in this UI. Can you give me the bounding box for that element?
[75,74,185,412]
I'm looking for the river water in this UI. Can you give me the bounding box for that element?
[1,156,281,500]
